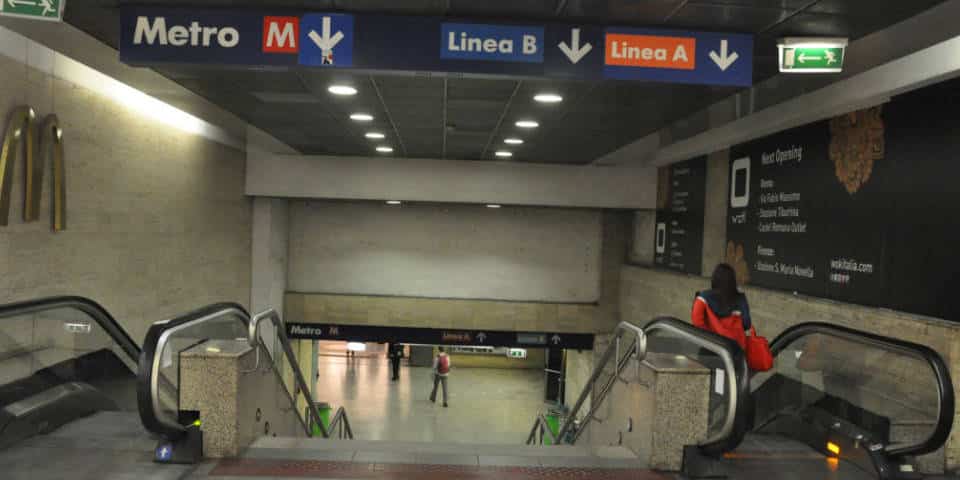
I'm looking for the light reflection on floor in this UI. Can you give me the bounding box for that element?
[314,355,547,444]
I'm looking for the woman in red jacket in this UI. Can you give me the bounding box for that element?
[692,263,752,350]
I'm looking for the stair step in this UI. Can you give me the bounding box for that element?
[245,437,642,468]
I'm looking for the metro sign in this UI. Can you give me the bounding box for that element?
[263,16,298,53]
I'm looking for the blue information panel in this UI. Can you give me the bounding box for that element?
[440,23,544,63]
[119,6,754,87]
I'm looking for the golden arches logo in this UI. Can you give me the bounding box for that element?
[0,106,65,231]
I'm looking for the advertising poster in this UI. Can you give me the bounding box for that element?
[654,156,706,275]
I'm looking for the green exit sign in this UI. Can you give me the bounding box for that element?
[0,0,64,21]
[778,38,848,73]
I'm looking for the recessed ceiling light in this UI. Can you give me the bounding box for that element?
[534,93,563,103]
[328,85,357,96]
[515,120,539,128]
[495,151,513,158]
[350,113,374,121]
[486,204,502,209]
[365,132,385,139]
[504,138,523,145]
[386,200,402,205]
[376,146,394,153]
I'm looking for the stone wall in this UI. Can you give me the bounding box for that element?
[0,47,251,343]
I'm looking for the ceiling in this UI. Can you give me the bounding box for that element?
[63,0,947,163]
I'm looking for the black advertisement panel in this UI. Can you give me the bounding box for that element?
[726,112,889,306]
[654,156,706,275]
[286,323,595,350]
[726,76,960,320]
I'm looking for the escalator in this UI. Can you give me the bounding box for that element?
[721,323,955,480]
[536,317,955,479]
[0,296,140,450]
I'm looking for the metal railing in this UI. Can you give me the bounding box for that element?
[530,317,747,455]
[545,321,647,445]
[249,309,353,440]
[526,412,561,445]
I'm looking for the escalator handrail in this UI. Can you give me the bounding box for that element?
[137,302,250,438]
[643,317,751,455]
[769,321,954,458]
[0,295,140,362]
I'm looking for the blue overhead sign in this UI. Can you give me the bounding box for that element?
[119,7,754,87]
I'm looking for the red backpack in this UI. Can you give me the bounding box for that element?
[437,355,450,374]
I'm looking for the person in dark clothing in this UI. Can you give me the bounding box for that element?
[388,343,404,381]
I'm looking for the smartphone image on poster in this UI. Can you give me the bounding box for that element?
[730,157,750,208]
[656,222,667,254]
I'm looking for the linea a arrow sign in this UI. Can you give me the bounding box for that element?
[558,28,592,64]
[708,39,739,71]
[308,16,344,53]
[0,0,62,21]
[477,332,487,343]
[551,334,561,345]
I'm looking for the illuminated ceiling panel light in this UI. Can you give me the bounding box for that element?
[365,132,385,139]
[328,85,358,95]
[533,93,563,103]
[386,200,402,205]
[350,113,374,121]
[376,146,394,153]
[495,151,513,158]
[504,138,523,145]
[515,120,539,128]
[486,204,502,208]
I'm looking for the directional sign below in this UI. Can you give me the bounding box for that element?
[0,0,63,21]
[299,13,353,67]
[119,7,754,87]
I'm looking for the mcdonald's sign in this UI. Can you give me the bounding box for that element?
[0,106,65,231]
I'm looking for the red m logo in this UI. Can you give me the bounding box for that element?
[263,17,299,53]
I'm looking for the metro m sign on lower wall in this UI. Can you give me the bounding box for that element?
[119,6,753,87]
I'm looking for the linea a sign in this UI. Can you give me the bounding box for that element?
[0,0,63,21]
[119,6,754,87]
[778,37,847,73]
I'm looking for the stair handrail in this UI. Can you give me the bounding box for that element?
[328,406,354,439]
[526,412,561,445]
[553,321,647,443]
[249,309,329,438]
[249,309,355,440]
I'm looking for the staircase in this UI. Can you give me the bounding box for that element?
[207,437,666,479]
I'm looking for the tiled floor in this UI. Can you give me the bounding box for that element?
[314,356,548,444]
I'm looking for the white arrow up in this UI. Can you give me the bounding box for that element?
[477,332,487,343]
[551,334,561,345]
[558,28,593,64]
[308,16,345,53]
[708,39,739,71]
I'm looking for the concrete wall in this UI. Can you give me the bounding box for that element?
[288,201,601,303]
[0,41,251,343]
[246,152,657,209]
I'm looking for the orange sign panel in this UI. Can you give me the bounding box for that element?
[605,34,696,70]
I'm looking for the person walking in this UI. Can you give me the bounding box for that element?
[388,342,403,381]
[429,347,451,407]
